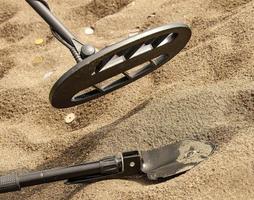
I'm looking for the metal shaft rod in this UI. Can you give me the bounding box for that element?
[0,156,122,193]
[26,0,76,47]
[19,161,101,187]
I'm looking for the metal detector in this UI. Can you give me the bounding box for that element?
[26,0,191,108]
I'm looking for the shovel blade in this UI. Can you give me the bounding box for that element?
[141,140,214,180]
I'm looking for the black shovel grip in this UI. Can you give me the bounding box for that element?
[0,174,21,193]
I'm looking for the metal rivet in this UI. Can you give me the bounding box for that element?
[130,162,135,167]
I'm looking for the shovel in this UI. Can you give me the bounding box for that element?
[0,140,214,194]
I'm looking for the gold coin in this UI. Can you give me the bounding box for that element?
[32,56,44,64]
[34,38,44,45]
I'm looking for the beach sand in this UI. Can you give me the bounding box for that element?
[0,0,253,199]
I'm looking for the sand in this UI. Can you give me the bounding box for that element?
[0,0,253,199]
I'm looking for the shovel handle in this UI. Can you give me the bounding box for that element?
[0,151,142,194]
[0,174,21,193]
[0,156,122,194]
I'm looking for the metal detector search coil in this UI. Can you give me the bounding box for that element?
[50,24,191,108]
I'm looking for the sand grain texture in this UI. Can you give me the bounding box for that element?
[0,0,253,199]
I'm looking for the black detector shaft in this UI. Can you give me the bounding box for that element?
[26,0,76,47]
[26,0,95,62]
[0,140,214,194]
[26,0,192,108]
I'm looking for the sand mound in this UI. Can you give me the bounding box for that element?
[0,0,253,199]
